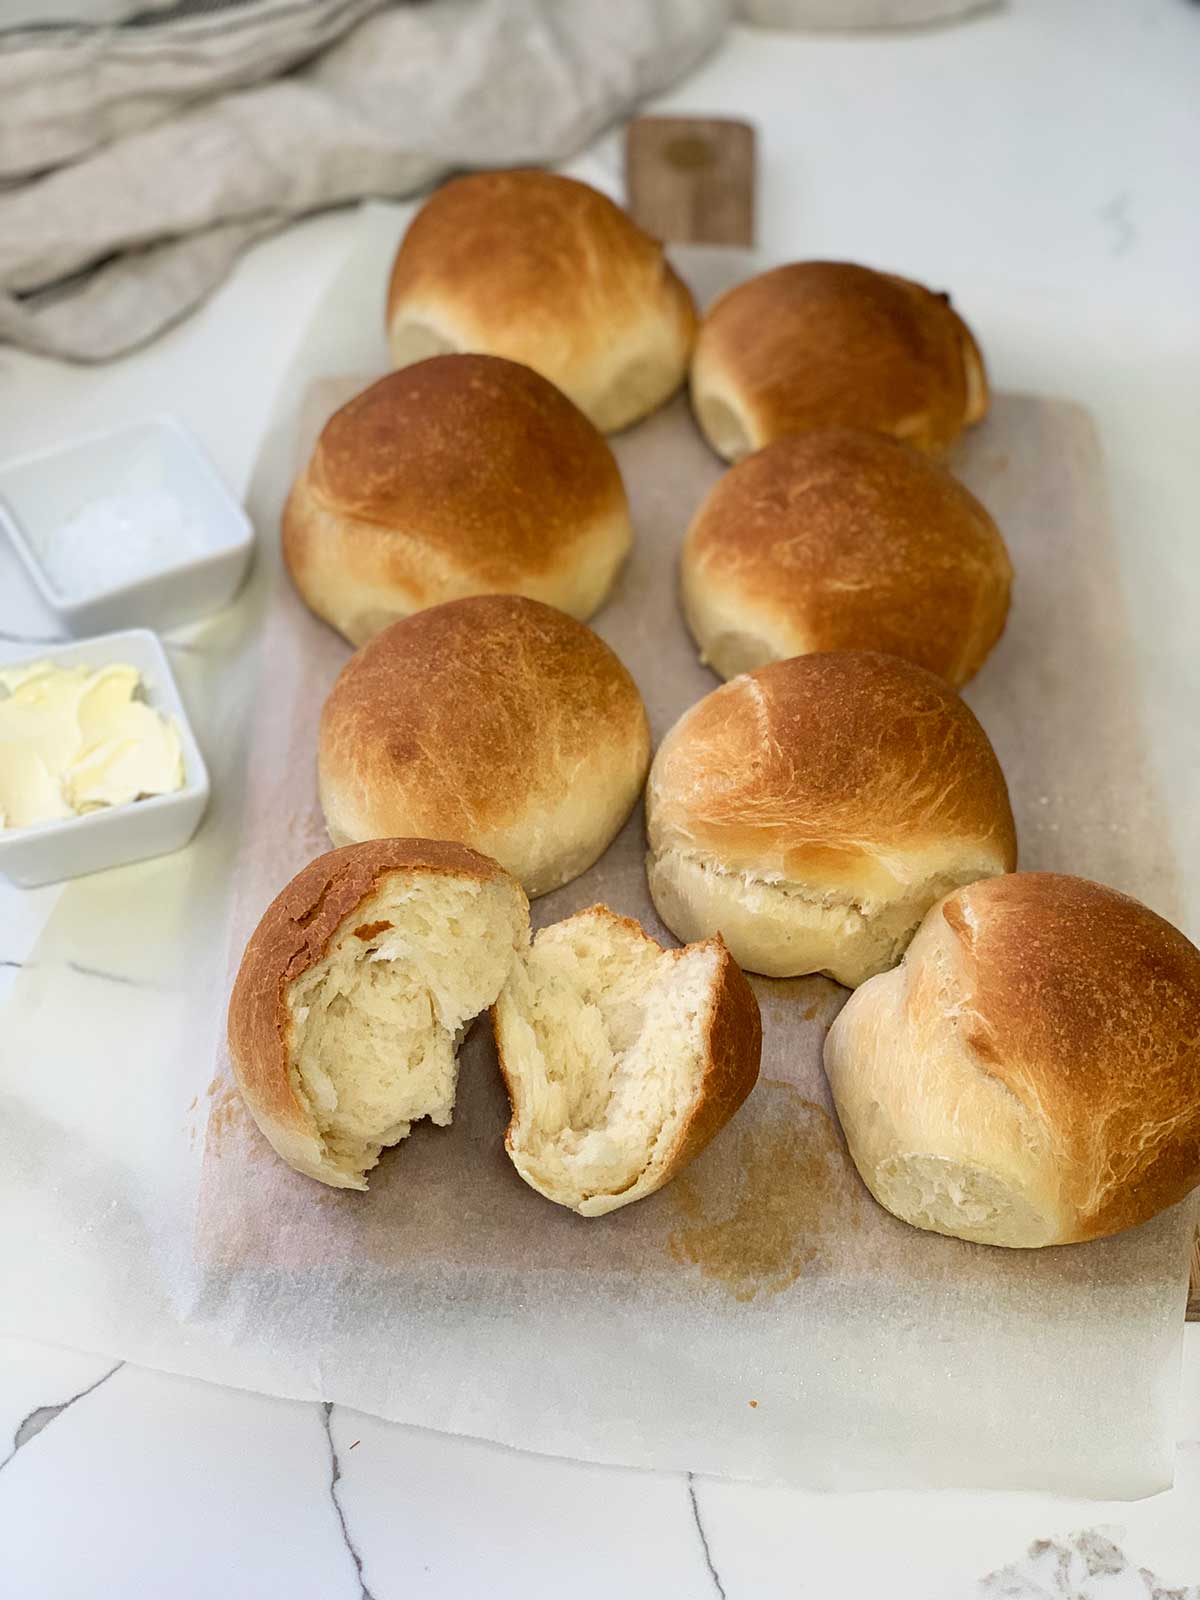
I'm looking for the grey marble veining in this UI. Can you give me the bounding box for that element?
[981,1529,1200,1599]
[322,1404,378,1600]
[1,1362,122,1474]
[1,1341,1199,1598]
[688,1474,728,1600]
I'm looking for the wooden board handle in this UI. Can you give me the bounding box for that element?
[625,116,756,248]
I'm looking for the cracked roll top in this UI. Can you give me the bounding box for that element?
[283,355,632,646]
[690,260,988,462]
[386,170,697,433]
[645,651,1016,988]
[824,873,1200,1246]
[227,838,530,1189]
[318,595,651,898]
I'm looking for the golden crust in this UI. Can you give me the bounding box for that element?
[282,356,631,645]
[682,429,1013,686]
[691,261,988,460]
[385,171,697,432]
[647,651,1017,901]
[934,873,1200,1241]
[227,839,519,1157]
[318,595,651,896]
[663,934,763,1180]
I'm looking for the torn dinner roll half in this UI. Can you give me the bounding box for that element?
[691,260,987,462]
[681,428,1013,686]
[645,651,1016,988]
[318,595,651,898]
[282,356,632,646]
[493,905,761,1216]
[824,873,1200,1247]
[227,839,529,1190]
[386,170,697,433]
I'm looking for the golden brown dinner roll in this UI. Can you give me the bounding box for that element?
[282,356,632,647]
[494,905,761,1216]
[691,261,988,462]
[227,838,529,1189]
[645,651,1016,987]
[824,873,1200,1247]
[682,429,1013,685]
[319,595,651,897]
[386,170,697,433]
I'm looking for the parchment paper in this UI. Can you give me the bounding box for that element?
[1,205,1194,1495]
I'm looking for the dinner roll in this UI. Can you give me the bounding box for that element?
[319,595,651,898]
[227,839,529,1190]
[283,356,632,646]
[645,652,1016,987]
[682,429,1013,686]
[386,170,697,433]
[494,905,761,1216]
[824,874,1200,1247]
[691,261,988,462]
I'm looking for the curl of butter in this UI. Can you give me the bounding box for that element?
[0,660,184,831]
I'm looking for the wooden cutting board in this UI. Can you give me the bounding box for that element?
[626,115,1200,1322]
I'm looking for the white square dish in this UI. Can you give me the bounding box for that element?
[0,416,254,636]
[0,628,210,888]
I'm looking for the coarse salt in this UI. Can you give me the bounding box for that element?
[36,488,211,599]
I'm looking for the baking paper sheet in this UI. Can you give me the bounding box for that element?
[1,204,1194,1495]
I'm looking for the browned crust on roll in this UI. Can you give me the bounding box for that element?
[289,356,630,588]
[318,594,650,894]
[692,261,988,458]
[284,357,628,620]
[385,171,696,431]
[648,651,1017,897]
[661,936,763,1179]
[387,169,695,354]
[227,838,516,1146]
[937,873,1200,1242]
[683,428,1013,686]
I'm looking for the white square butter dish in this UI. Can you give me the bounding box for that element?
[0,628,210,888]
[0,416,253,636]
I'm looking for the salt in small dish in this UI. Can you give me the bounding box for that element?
[0,416,253,637]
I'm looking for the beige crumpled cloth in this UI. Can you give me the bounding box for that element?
[0,0,730,361]
[0,0,993,362]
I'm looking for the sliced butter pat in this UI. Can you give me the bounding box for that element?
[75,663,143,744]
[0,742,72,830]
[0,661,94,777]
[0,658,185,832]
[67,702,184,811]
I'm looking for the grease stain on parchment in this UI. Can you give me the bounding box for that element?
[758,975,844,1032]
[666,1083,862,1302]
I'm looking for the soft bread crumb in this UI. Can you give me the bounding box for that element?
[495,906,731,1216]
[286,873,525,1185]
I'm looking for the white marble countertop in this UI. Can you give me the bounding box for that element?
[2,3,1199,1594]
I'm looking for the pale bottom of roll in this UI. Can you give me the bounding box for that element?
[646,846,987,989]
